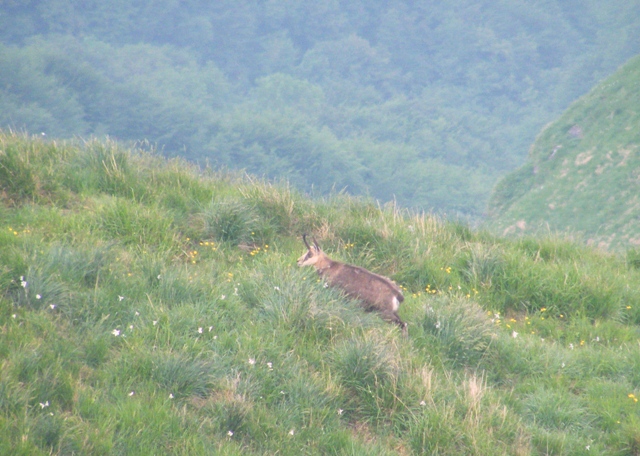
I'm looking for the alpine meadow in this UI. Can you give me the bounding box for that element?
[1,131,640,455]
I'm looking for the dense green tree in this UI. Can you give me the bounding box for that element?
[0,43,88,136]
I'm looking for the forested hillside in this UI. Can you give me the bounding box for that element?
[488,54,640,251]
[2,1,640,216]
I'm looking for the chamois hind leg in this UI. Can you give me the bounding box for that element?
[381,311,408,335]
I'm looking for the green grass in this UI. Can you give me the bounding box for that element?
[488,54,640,252]
[1,131,640,454]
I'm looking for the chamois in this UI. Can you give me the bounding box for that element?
[297,235,407,332]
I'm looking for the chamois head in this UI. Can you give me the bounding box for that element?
[297,234,325,267]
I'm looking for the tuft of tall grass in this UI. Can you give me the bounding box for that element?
[0,145,36,204]
[0,375,30,420]
[42,243,112,288]
[83,333,113,368]
[331,335,398,393]
[7,336,77,416]
[150,353,217,399]
[420,295,495,368]
[516,235,586,262]
[31,413,66,452]
[0,242,27,292]
[329,332,406,425]
[332,207,410,273]
[73,140,148,200]
[409,405,471,454]
[410,373,530,455]
[458,242,504,289]
[523,388,594,432]
[98,197,177,248]
[626,247,640,270]
[208,392,254,438]
[145,265,211,308]
[239,178,316,240]
[622,415,640,455]
[486,247,629,320]
[10,266,68,311]
[200,199,258,244]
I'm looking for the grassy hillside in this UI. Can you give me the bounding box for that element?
[487,54,640,252]
[2,131,640,455]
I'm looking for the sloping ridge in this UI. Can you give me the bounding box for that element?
[487,53,640,250]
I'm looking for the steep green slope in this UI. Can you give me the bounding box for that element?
[2,131,640,455]
[488,54,640,251]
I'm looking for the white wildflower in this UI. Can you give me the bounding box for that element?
[248,358,256,365]
[49,304,56,310]
[198,327,203,334]
[289,429,295,436]
[420,400,426,406]
[112,329,120,336]
[512,331,518,338]
[35,294,41,300]
[153,321,158,326]
[39,401,49,409]
[227,430,234,437]
[118,295,124,301]
[129,391,134,397]
[338,408,343,415]
[267,362,273,370]
[169,393,174,399]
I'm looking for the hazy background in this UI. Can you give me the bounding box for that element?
[2,0,640,218]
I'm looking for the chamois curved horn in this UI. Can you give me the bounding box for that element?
[312,237,320,250]
[302,233,311,250]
